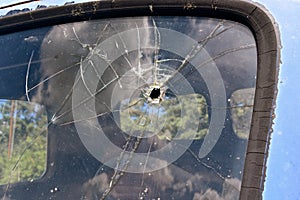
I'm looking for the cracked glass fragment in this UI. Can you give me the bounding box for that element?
[0,16,257,200]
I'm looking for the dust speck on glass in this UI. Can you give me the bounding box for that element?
[0,16,257,200]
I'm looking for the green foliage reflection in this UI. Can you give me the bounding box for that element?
[120,94,209,140]
[0,100,47,185]
[230,88,255,139]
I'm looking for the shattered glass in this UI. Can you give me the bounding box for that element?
[0,16,257,200]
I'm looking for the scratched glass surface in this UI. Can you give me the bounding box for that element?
[0,16,256,200]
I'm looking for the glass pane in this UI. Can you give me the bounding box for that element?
[0,100,47,185]
[0,16,257,199]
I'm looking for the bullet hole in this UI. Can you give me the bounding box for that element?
[149,88,160,99]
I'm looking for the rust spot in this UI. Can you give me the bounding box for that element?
[184,2,197,10]
[211,1,218,10]
[71,5,84,16]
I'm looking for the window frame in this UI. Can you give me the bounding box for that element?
[0,1,281,199]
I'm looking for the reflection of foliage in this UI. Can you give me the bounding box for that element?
[0,100,47,185]
[230,88,255,139]
[120,94,209,140]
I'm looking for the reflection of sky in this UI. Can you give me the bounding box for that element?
[0,0,92,16]
[0,0,299,199]
[0,100,9,119]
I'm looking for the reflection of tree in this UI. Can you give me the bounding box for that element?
[0,100,47,185]
[230,88,255,139]
[120,94,209,140]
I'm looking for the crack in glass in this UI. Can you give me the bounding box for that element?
[0,16,257,200]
